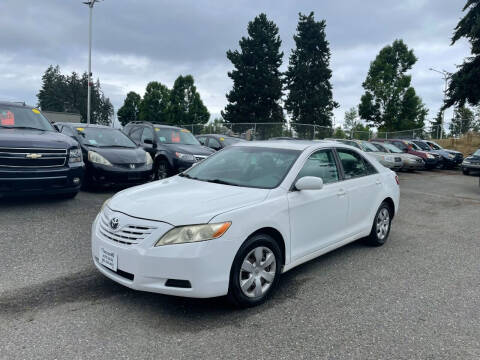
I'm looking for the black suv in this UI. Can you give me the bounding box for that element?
[0,102,84,198]
[123,122,214,179]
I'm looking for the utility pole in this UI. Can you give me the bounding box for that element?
[429,68,451,139]
[83,0,101,125]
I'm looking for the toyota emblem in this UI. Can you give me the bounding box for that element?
[110,217,120,230]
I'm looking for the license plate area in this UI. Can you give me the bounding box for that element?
[99,247,117,272]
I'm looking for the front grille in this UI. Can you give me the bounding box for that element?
[194,155,208,162]
[98,212,157,245]
[394,157,402,162]
[0,147,67,168]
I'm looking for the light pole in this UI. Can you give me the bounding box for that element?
[83,0,101,125]
[429,68,451,139]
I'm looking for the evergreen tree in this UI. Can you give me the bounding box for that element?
[222,13,284,134]
[139,81,171,124]
[358,40,428,131]
[118,92,142,126]
[170,75,210,125]
[285,12,338,138]
[450,106,476,135]
[430,110,447,138]
[37,65,66,112]
[445,0,480,108]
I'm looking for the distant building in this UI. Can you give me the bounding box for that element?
[42,111,81,124]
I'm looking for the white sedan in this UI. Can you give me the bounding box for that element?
[92,140,400,307]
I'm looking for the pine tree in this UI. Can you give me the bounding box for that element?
[222,13,284,136]
[285,12,338,139]
[37,65,66,112]
[118,92,142,126]
[445,0,480,108]
[170,75,209,126]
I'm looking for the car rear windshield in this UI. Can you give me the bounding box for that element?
[183,146,301,189]
[0,105,54,131]
[75,127,137,148]
[155,127,200,145]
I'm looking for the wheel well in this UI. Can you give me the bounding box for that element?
[383,197,395,219]
[154,154,170,167]
[249,227,286,265]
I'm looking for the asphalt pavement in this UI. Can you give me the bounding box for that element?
[1,170,479,359]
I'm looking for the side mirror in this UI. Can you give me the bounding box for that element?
[295,176,324,191]
[53,124,60,132]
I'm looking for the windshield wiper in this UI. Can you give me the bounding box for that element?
[204,178,240,187]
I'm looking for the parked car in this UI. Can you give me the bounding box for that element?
[373,139,440,169]
[123,122,214,179]
[56,123,153,189]
[196,134,246,151]
[411,139,462,169]
[461,148,480,175]
[332,139,403,170]
[92,140,399,307]
[0,101,84,198]
[370,141,425,171]
[422,140,464,168]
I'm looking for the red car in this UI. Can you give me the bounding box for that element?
[371,139,441,169]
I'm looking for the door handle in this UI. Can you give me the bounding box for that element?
[337,189,347,197]
[375,179,382,185]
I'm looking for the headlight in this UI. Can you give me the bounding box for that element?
[175,152,195,162]
[69,147,82,163]
[145,152,153,165]
[88,151,112,166]
[448,154,455,159]
[155,222,231,247]
[463,160,471,164]
[426,154,434,159]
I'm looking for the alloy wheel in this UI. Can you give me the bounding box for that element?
[239,246,276,298]
[376,208,390,240]
[156,162,168,179]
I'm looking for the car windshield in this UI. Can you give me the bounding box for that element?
[427,141,442,150]
[413,141,431,151]
[361,141,380,152]
[76,127,137,148]
[370,142,387,152]
[474,149,480,156]
[222,137,245,146]
[155,127,200,145]
[409,142,422,151]
[183,146,301,189]
[381,143,403,153]
[0,105,55,131]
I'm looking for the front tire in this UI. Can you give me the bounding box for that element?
[155,159,172,180]
[365,202,392,246]
[228,234,282,308]
[462,168,470,175]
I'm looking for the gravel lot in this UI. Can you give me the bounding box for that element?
[1,170,479,359]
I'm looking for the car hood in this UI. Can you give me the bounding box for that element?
[108,176,269,225]
[160,143,214,156]
[0,128,78,149]
[465,155,480,161]
[85,146,146,164]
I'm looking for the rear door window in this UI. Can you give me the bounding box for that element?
[337,149,369,179]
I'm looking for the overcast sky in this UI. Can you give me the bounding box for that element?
[0,0,470,126]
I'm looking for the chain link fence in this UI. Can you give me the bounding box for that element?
[179,118,479,142]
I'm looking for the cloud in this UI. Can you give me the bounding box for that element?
[0,0,471,126]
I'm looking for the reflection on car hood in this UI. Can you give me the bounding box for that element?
[109,176,269,225]
[159,143,214,156]
[85,146,146,164]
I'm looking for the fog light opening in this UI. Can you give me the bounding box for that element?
[73,177,81,185]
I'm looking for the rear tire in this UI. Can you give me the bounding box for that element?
[228,234,282,308]
[365,202,392,246]
[58,191,78,200]
[462,168,470,175]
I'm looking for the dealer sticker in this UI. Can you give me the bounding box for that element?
[99,247,117,272]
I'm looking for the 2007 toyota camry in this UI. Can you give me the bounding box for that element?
[92,140,399,307]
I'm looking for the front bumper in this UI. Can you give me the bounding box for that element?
[91,208,235,298]
[423,157,439,169]
[0,163,84,196]
[88,163,153,185]
[402,158,424,170]
[461,163,480,171]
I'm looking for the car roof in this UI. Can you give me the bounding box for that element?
[232,139,342,151]
[199,134,239,138]
[153,124,186,130]
[56,122,114,129]
[0,101,31,108]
